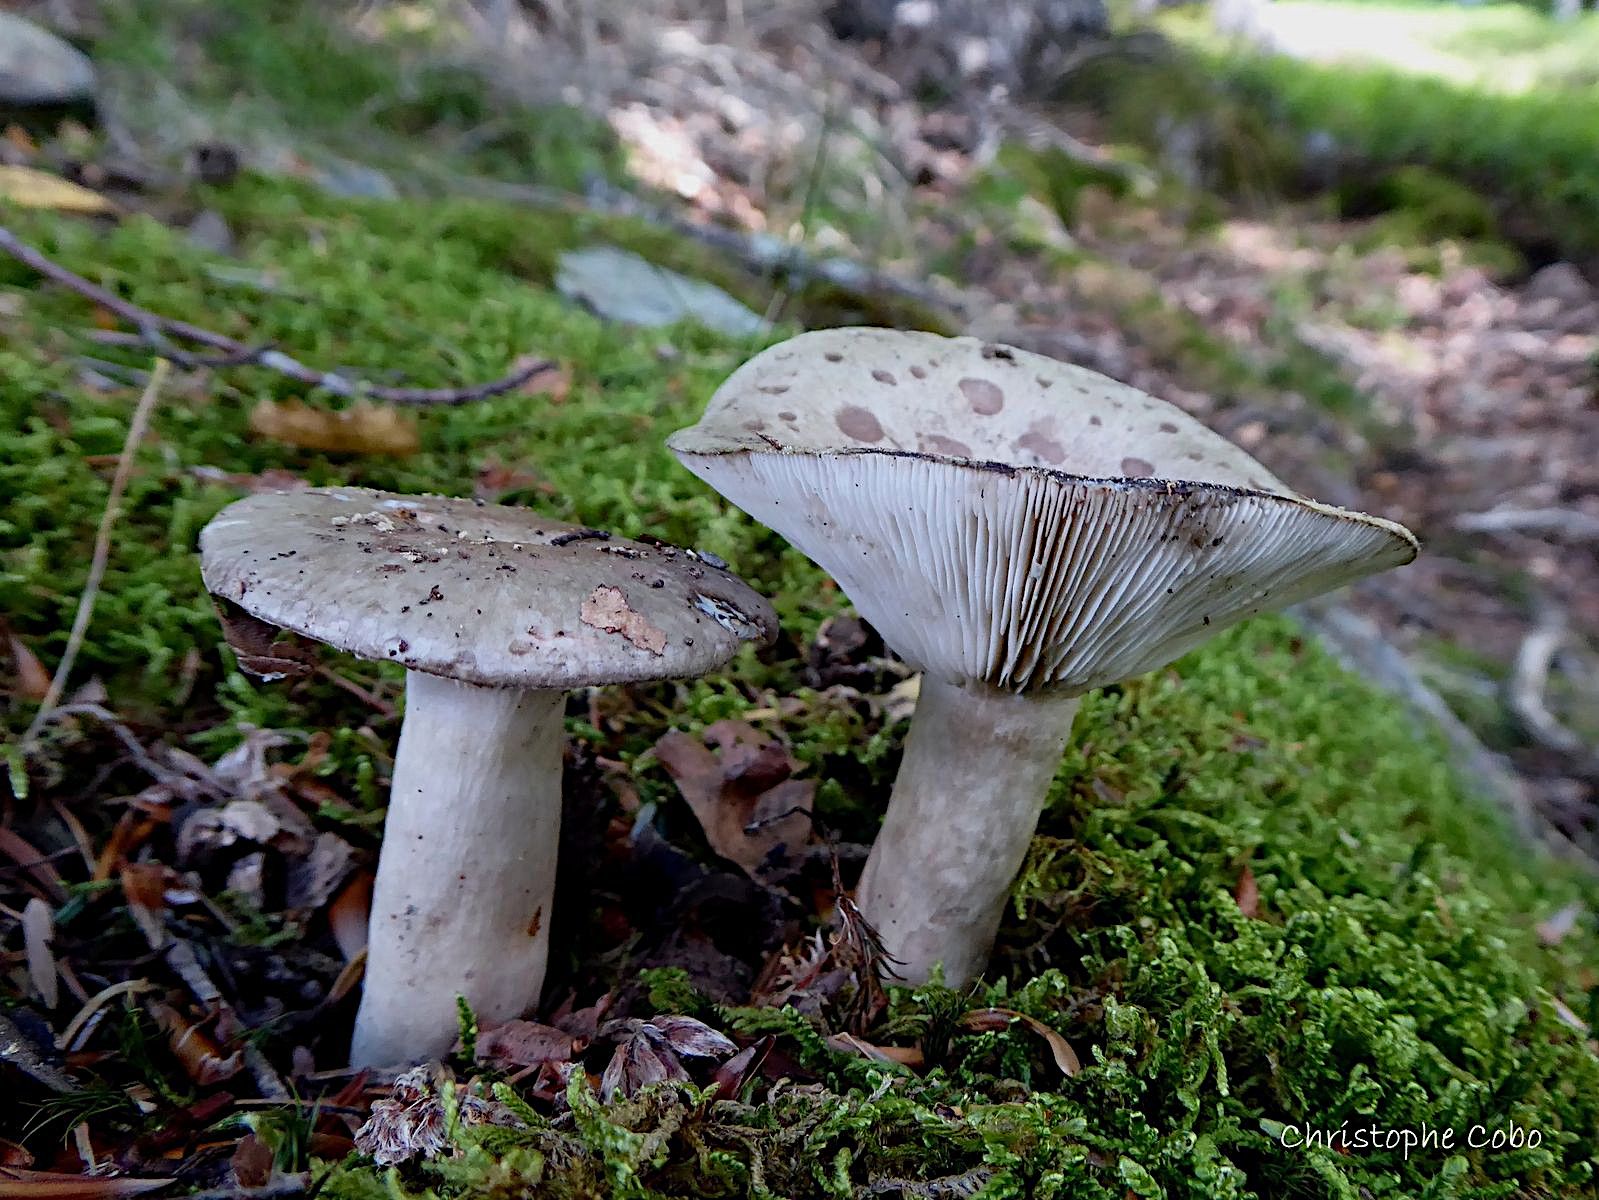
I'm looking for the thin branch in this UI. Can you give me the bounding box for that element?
[25,360,170,742]
[0,226,553,406]
[1509,612,1596,767]
[1455,506,1599,541]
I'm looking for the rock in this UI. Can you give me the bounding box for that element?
[0,13,95,106]
[556,246,766,336]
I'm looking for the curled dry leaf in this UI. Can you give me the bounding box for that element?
[653,720,814,878]
[598,1015,738,1100]
[580,585,667,655]
[147,1002,243,1086]
[959,1008,1080,1076]
[706,1035,775,1102]
[248,399,420,456]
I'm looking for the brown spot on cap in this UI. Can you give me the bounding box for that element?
[1121,456,1155,478]
[778,410,798,422]
[871,369,897,385]
[835,405,885,443]
[1088,415,1102,427]
[1159,422,1178,433]
[824,351,843,363]
[919,433,974,458]
[909,365,927,379]
[958,377,1004,415]
[1017,420,1066,465]
[758,385,790,395]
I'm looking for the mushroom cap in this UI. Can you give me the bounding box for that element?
[199,487,776,689]
[668,327,1417,695]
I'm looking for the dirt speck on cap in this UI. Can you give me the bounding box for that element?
[580,585,667,655]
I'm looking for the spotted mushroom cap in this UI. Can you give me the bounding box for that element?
[199,487,776,689]
[668,327,1418,696]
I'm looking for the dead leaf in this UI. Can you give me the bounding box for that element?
[22,898,58,1009]
[1537,902,1584,947]
[1235,863,1260,920]
[0,828,68,902]
[211,602,317,680]
[959,1008,1080,1076]
[512,356,571,402]
[148,1003,243,1086]
[473,457,559,502]
[653,720,813,877]
[228,1135,273,1189]
[0,1171,170,1198]
[475,1020,583,1071]
[0,166,115,214]
[285,831,356,913]
[824,1032,924,1067]
[706,1036,774,1102]
[3,627,50,700]
[580,585,667,654]
[248,399,419,456]
[327,870,373,962]
[645,1015,737,1059]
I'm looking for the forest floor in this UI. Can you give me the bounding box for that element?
[2,2,1598,1198]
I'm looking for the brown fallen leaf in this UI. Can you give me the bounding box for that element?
[475,1019,584,1071]
[0,1170,171,1198]
[1235,863,1260,920]
[229,1134,273,1189]
[3,625,50,700]
[328,869,374,962]
[706,1036,775,1102]
[653,720,814,878]
[0,166,115,214]
[248,399,419,456]
[580,585,667,655]
[212,600,317,680]
[959,1008,1080,1076]
[148,1002,243,1086]
[512,355,571,402]
[824,1032,924,1067]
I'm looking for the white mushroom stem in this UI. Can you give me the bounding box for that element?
[856,677,1081,987]
[350,673,564,1068]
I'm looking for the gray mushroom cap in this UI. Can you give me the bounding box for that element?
[199,487,776,689]
[669,328,1419,696]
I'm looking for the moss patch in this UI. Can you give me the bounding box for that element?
[4,183,1598,1198]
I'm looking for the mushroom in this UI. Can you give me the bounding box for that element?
[199,487,775,1066]
[668,327,1418,986]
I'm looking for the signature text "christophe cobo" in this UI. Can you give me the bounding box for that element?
[1279,1122,1542,1160]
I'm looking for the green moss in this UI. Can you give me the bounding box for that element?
[5,185,1598,1198]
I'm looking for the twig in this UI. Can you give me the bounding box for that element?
[1454,507,1599,541]
[25,360,170,743]
[0,226,553,406]
[1509,612,1594,763]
